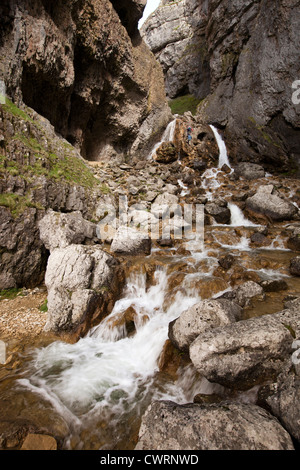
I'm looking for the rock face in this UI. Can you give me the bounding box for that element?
[44,245,125,336]
[142,0,300,172]
[246,185,298,221]
[0,0,171,162]
[38,210,96,252]
[168,299,242,351]
[140,0,210,100]
[200,0,300,172]
[135,400,294,450]
[189,312,295,390]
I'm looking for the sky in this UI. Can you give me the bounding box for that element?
[138,0,161,28]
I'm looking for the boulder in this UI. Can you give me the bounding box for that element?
[110,225,151,255]
[260,279,288,292]
[38,209,96,252]
[235,162,265,180]
[155,142,177,164]
[246,185,298,221]
[168,299,242,351]
[204,202,231,224]
[219,281,264,307]
[20,434,57,450]
[135,400,294,450]
[290,256,300,276]
[44,245,124,336]
[189,313,294,390]
[266,360,300,443]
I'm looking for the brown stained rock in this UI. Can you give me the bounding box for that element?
[20,433,57,450]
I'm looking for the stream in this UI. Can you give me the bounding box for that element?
[0,126,299,450]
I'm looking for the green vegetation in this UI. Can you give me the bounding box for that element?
[0,288,23,301]
[39,299,48,312]
[2,98,34,124]
[0,193,44,217]
[0,98,103,192]
[168,94,202,116]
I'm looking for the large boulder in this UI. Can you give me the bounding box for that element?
[38,209,96,252]
[234,162,265,180]
[204,202,231,225]
[219,281,265,307]
[189,313,295,390]
[44,244,125,337]
[135,400,294,450]
[168,299,242,351]
[110,225,151,255]
[290,256,300,276]
[246,185,298,221]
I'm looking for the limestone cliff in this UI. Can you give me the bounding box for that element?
[141,0,300,173]
[140,0,211,100]
[0,0,171,162]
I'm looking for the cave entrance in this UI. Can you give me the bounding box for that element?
[21,63,70,136]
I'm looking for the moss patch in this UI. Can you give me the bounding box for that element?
[168,94,202,116]
[0,192,44,217]
[0,99,102,190]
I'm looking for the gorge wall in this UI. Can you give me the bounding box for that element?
[0,0,171,162]
[141,0,300,173]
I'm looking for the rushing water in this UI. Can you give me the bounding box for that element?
[148,118,177,160]
[2,121,299,450]
[209,125,231,169]
[18,262,209,449]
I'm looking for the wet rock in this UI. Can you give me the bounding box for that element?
[38,209,96,252]
[235,162,265,180]
[44,245,124,336]
[219,281,265,307]
[155,142,177,164]
[260,279,288,293]
[290,256,300,276]
[156,238,173,247]
[20,433,57,450]
[193,160,207,172]
[287,228,300,251]
[189,313,294,390]
[250,232,271,247]
[246,185,298,221]
[111,226,151,255]
[168,298,242,351]
[218,254,234,270]
[204,202,231,224]
[135,400,294,450]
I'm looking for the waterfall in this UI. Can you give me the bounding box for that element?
[228,203,259,227]
[148,118,177,160]
[209,125,231,169]
[19,267,204,446]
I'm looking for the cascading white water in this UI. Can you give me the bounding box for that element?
[148,118,177,160]
[19,267,206,447]
[209,125,231,169]
[228,203,259,227]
